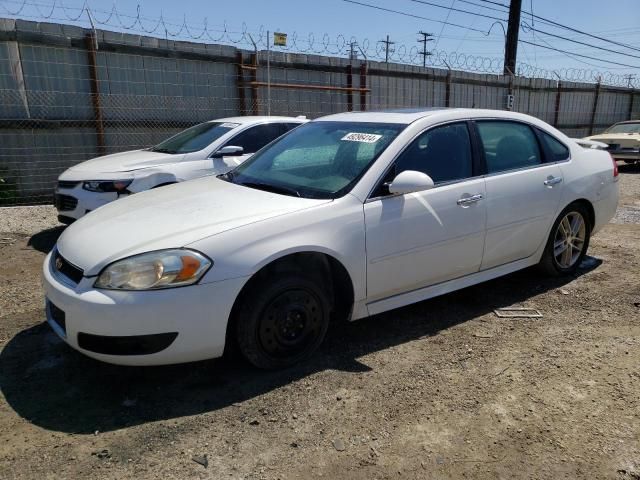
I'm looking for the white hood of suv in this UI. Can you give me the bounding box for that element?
[64,149,181,175]
[56,176,330,276]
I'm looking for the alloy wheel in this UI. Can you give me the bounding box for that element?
[553,211,586,269]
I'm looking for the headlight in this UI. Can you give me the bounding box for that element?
[94,249,212,290]
[82,180,132,193]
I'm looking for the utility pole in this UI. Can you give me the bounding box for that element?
[624,74,636,88]
[379,35,395,63]
[349,41,358,60]
[503,0,522,76]
[417,31,433,67]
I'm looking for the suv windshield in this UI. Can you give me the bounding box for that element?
[227,121,405,199]
[605,122,640,134]
[151,122,239,154]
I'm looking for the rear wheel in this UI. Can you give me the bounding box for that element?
[538,203,591,276]
[235,274,331,369]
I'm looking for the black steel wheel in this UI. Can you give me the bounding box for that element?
[235,274,331,369]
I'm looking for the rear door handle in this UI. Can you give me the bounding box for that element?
[544,176,563,187]
[457,193,484,206]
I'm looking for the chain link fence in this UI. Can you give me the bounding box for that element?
[1,18,638,206]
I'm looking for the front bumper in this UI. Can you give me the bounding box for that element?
[42,251,248,366]
[54,184,125,222]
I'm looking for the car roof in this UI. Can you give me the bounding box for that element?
[314,108,544,125]
[207,116,307,125]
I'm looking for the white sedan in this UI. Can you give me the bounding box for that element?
[54,116,306,223]
[42,108,619,369]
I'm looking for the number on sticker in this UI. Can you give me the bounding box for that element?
[341,132,382,143]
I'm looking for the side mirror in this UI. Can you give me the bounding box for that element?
[387,170,434,195]
[211,145,244,158]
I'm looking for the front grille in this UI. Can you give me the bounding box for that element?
[57,180,80,189]
[48,301,66,334]
[54,193,78,212]
[52,250,84,284]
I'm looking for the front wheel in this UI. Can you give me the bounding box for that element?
[538,203,591,276]
[235,274,331,369]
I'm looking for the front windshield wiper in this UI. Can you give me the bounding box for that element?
[239,181,301,197]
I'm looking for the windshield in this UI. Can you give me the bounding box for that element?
[151,121,239,154]
[605,123,640,134]
[226,121,405,199]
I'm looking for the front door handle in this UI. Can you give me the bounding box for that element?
[544,176,563,187]
[457,193,484,206]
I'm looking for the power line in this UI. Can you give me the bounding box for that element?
[432,0,456,51]
[406,0,507,22]
[523,24,640,61]
[519,39,640,69]
[341,0,490,34]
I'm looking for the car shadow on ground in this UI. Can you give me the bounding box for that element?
[27,226,65,253]
[618,163,640,174]
[0,259,601,434]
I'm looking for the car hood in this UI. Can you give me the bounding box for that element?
[63,149,183,176]
[56,177,330,276]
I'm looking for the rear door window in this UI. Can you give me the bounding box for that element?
[476,121,542,173]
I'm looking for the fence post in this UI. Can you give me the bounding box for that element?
[250,52,259,115]
[589,80,601,136]
[445,69,452,107]
[346,64,353,112]
[84,32,105,156]
[359,63,367,111]
[553,80,562,128]
[629,89,635,120]
[236,51,247,115]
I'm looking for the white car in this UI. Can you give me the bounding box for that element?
[43,108,619,369]
[54,116,306,223]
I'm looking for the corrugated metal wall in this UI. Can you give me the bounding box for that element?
[1,18,638,205]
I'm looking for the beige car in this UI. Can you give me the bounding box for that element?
[584,121,640,164]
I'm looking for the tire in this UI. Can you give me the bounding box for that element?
[538,203,591,276]
[235,273,331,369]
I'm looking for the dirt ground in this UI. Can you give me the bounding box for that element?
[0,166,638,480]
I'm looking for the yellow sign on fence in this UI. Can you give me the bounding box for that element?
[274,32,287,47]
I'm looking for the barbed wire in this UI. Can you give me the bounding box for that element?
[0,0,638,88]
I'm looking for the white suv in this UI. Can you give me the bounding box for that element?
[54,116,306,223]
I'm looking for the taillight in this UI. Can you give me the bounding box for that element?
[610,153,619,179]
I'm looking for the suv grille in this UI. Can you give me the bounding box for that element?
[52,250,84,285]
[57,180,80,189]
[54,193,78,211]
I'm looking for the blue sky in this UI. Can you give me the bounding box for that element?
[2,0,639,79]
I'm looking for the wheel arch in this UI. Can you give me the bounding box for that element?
[224,250,356,355]
[566,198,595,229]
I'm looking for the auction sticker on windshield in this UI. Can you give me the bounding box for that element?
[341,132,383,143]
[220,123,240,128]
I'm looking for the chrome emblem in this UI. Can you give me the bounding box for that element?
[55,256,63,271]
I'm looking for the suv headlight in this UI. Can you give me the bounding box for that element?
[82,180,132,193]
[94,249,212,290]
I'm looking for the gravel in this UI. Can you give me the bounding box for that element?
[0,206,61,236]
